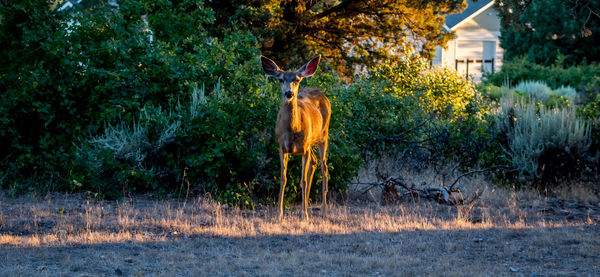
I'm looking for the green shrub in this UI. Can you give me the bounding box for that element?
[0,0,259,194]
[544,95,571,109]
[577,94,600,154]
[72,59,284,202]
[329,58,493,180]
[174,75,282,206]
[484,56,600,94]
[479,84,503,101]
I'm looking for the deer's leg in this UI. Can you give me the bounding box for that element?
[279,147,289,220]
[306,149,317,204]
[318,141,329,214]
[300,151,310,219]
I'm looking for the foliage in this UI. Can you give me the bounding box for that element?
[478,84,510,102]
[554,86,578,100]
[513,80,553,103]
[496,95,593,185]
[372,57,479,120]
[577,94,600,154]
[495,0,600,66]
[10,0,595,204]
[74,105,181,199]
[173,77,281,206]
[69,49,485,203]
[0,0,259,194]
[326,57,491,182]
[480,81,599,187]
[483,56,600,94]
[204,0,467,77]
[0,1,70,189]
[75,64,282,204]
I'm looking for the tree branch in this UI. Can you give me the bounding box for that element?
[353,177,479,205]
[314,0,360,19]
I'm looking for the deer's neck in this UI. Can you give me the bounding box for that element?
[282,99,302,132]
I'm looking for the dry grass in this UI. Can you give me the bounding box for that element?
[1,185,599,276]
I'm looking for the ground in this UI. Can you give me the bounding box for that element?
[0,186,599,276]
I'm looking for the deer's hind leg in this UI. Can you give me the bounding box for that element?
[317,141,329,214]
[300,151,311,219]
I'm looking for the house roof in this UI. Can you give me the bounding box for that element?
[445,0,495,30]
[57,0,118,11]
[57,0,82,11]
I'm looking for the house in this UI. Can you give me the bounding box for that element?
[432,0,503,81]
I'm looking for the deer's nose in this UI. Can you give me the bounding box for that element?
[285,91,292,98]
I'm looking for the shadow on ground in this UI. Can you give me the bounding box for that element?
[1,225,599,276]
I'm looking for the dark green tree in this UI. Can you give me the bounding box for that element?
[495,0,600,65]
[0,0,257,191]
[205,0,467,76]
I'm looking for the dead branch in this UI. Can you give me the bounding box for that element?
[353,177,478,206]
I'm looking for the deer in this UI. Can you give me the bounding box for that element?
[260,55,331,220]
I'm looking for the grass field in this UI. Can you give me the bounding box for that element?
[1,184,599,276]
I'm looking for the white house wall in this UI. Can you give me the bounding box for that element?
[433,4,503,81]
[455,5,503,74]
[441,39,456,67]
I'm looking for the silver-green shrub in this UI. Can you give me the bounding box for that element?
[498,97,592,181]
[75,105,181,195]
[554,85,577,99]
[514,80,553,102]
[85,121,150,171]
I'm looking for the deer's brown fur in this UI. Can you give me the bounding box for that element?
[276,88,330,153]
[261,55,330,220]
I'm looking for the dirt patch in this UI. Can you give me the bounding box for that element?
[3,226,599,276]
[1,190,599,276]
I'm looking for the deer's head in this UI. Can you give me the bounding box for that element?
[261,55,321,101]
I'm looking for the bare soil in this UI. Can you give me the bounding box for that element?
[1,189,599,276]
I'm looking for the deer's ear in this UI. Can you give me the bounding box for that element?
[297,55,321,78]
[261,56,282,78]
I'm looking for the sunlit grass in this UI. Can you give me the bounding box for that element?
[1,188,596,247]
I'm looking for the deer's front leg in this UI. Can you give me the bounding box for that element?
[279,147,289,220]
[300,151,310,220]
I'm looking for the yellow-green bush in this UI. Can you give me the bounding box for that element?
[373,58,478,120]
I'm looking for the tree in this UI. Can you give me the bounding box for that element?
[206,0,467,76]
[0,0,257,190]
[495,0,600,65]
